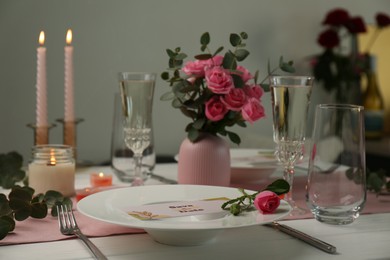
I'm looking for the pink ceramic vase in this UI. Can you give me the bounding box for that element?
[177,133,230,186]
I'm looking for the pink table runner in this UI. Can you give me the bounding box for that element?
[1,176,389,245]
[0,205,145,245]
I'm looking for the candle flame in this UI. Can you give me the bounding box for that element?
[48,149,56,166]
[98,172,104,178]
[39,31,45,46]
[66,29,72,45]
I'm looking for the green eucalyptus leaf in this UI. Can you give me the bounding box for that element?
[171,98,182,108]
[31,193,44,204]
[193,118,206,130]
[160,91,175,101]
[254,70,259,84]
[0,152,26,189]
[235,49,250,62]
[180,107,197,119]
[9,186,33,202]
[175,53,187,60]
[175,47,181,53]
[280,62,296,73]
[201,45,207,52]
[232,74,244,88]
[30,202,48,219]
[213,46,224,56]
[172,81,187,98]
[267,58,271,75]
[200,32,210,45]
[279,56,284,67]
[44,190,63,208]
[230,33,241,47]
[261,83,270,92]
[195,54,212,60]
[367,172,385,193]
[236,120,247,128]
[187,128,200,142]
[161,72,170,80]
[0,216,15,240]
[240,32,248,39]
[4,152,23,169]
[11,201,31,221]
[0,194,12,217]
[181,83,199,93]
[264,179,290,195]
[222,51,236,70]
[227,131,241,145]
[166,49,175,58]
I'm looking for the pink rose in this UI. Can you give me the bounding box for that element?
[182,60,208,77]
[205,96,228,121]
[236,65,253,83]
[241,98,265,123]
[244,84,264,100]
[221,88,247,111]
[206,55,224,66]
[205,66,234,94]
[254,191,281,214]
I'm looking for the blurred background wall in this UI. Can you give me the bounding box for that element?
[0,0,389,165]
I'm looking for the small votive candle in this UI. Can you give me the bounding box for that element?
[28,145,75,197]
[76,187,93,201]
[90,172,113,187]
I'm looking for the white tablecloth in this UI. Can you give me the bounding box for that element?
[1,163,390,259]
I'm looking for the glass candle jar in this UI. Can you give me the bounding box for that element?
[28,145,75,197]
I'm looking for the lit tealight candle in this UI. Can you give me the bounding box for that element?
[75,187,93,201]
[90,172,113,187]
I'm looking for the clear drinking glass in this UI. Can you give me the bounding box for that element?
[111,93,155,182]
[118,72,156,186]
[270,75,314,215]
[306,104,366,225]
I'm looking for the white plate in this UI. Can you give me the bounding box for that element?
[77,185,291,246]
[230,149,278,183]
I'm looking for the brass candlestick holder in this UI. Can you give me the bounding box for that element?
[56,118,84,160]
[27,123,56,145]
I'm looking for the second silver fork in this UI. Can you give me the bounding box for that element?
[57,204,108,260]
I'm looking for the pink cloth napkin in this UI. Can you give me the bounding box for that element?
[0,204,145,246]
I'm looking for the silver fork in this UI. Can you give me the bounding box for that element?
[57,204,108,260]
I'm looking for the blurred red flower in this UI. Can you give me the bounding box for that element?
[322,8,350,26]
[376,13,390,28]
[317,29,340,48]
[345,17,367,34]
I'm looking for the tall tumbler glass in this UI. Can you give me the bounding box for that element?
[306,104,366,225]
[118,72,155,186]
[270,76,314,215]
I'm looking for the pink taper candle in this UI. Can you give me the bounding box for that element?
[36,31,47,127]
[64,29,74,122]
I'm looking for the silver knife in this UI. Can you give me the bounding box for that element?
[266,222,337,254]
[149,173,177,184]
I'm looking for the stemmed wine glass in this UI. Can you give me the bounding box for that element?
[270,75,314,215]
[118,72,156,186]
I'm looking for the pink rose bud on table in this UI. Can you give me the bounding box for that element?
[254,190,281,214]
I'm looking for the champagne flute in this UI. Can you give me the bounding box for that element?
[270,76,314,215]
[118,72,155,186]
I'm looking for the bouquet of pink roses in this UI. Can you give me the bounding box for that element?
[161,32,294,145]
